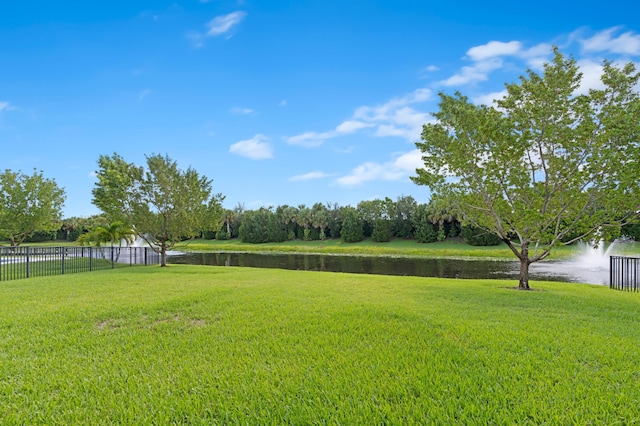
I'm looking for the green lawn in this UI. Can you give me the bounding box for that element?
[1,265,640,424]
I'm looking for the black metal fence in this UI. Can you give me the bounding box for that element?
[610,256,640,291]
[0,246,160,282]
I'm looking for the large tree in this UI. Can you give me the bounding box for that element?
[413,49,640,289]
[92,153,224,266]
[0,169,66,246]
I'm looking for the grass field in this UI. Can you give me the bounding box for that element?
[1,265,640,424]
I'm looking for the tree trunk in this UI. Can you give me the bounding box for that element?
[161,243,167,267]
[518,256,531,290]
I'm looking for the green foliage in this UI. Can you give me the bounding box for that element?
[215,229,230,240]
[0,169,66,246]
[77,221,135,247]
[392,195,417,238]
[239,208,287,243]
[412,204,438,243]
[413,49,640,288]
[92,153,224,265]
[621,222,640,241]
[2,266,640,423]
[24,230,57,242]
[461,225,503,246]
[340,208,363,243]
[371,219,393,243]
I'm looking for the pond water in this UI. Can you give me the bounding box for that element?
[169,252,610,285]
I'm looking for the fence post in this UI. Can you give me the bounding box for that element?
[111,247,114,269]
[144,248,148,266]
[62,247,66,275]
[26,246,30,278]
[89,247,93,271]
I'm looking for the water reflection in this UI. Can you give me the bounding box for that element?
[169,252,609,285]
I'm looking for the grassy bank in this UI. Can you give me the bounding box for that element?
[175,237,640,260]
[1,265,640,423]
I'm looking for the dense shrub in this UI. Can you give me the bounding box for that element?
[412,205,438,243]
[202,230,216,239]
[371,219,393,243]
[215,229,230,240]
[341,209,363,243]
[461,225,502,246]
[25,230,57,242]
[239,209,287,243]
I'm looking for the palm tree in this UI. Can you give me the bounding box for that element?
[77,221,135,260]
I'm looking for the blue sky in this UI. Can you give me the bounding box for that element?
[1,1,639,217]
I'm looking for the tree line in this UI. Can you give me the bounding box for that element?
[2,48,640,287]
[2,168,640,250]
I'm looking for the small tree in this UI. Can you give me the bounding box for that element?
[413,49,640,289]
[0,169,66,246]
[92,153,224,266]
[371,219,393,242]
[341,208,363,243]
[77,221,135,261]
[412,204,438,243]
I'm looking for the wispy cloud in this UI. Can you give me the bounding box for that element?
[578,27,640,55]
[230,106,254,115]
[336,149,423,186]
[0,101,15,112]
[472,90,508,106]
[289,171,335,182]
[189,11,247,47]
[286,120,374,147]
[286,88,432,147]
[467,41,522,61]
[138,89,152,101]
[439,40,553,86]
[229,134,273,160]
[206,11,246,37]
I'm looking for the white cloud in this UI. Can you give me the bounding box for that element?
[574,59,606,95]
[206,11,246,37]
[289,171,334,181]
[580,27,640,55]
[229,134,273,160]
[287,88,432,147]
[189,11,247,47]
[336,149,423,186]
[231,106,254,115]
[423,65,439,72]
[335,120,371,133]
[440,57,504,86]
[472,89,508,106]
[286,120,374,147]
[467,41,522,61]
[286,131,328,147]
[519,43,553,69]
[0,101,14,112]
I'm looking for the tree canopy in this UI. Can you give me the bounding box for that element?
[413,49,640,289]
[92,153,224,266]
[0,169,66,246]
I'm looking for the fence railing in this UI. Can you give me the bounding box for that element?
[0,246,160,282]
[610,256,640,291]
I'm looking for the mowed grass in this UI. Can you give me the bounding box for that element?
[1,265,640,424]
[176,238,578,259]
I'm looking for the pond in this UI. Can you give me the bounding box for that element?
[169,252,610,285]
